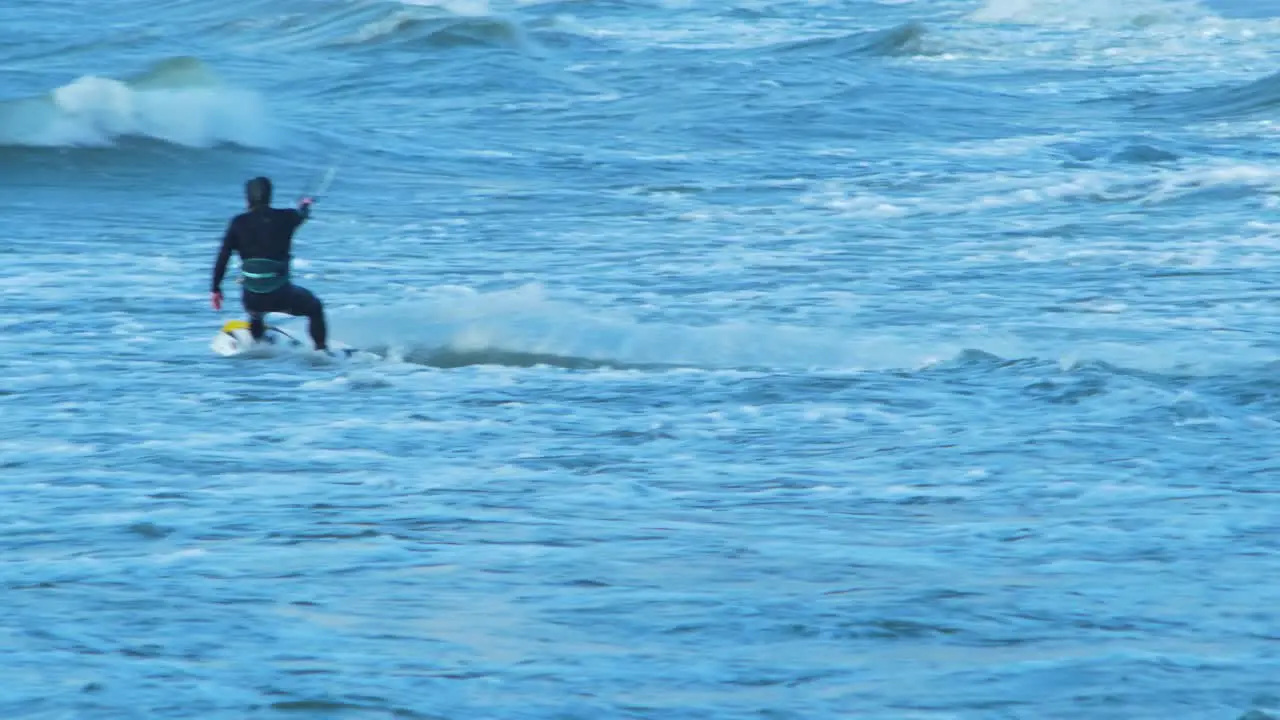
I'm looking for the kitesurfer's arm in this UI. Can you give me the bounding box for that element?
[210,220,238,310]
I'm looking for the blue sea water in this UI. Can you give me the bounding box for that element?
[4,0,1280,717]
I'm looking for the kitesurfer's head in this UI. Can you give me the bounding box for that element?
[245,176,273,209]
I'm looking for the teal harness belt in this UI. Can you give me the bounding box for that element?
[240,258,289,294]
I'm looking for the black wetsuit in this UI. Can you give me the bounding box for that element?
[211,204,327,350]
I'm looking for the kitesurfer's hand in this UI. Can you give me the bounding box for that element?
[211,291,223,311]
[299,197,314,209]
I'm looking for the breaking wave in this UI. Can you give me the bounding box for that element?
[292,284,1269,377]
[331,5,542,54]
[0,57,272,148]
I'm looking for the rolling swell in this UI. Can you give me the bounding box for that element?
[333,10,537,54]
[192,1,598,58]
[761,21,934,58]
[397,346,679,371]
[0,57,269,149]
[1132,70,1280,120]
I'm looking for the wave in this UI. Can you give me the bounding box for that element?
[1050,138,1181,165]
[762,22,933,58]
[187,0,598,59]
[1132,71,1280,121]
[394,346,677,371]
[334,9,535,53]
[317,0,616,57]
[967,0,1199,27]
[306,284,1270,377]
[320,284,960,372]
[401,0,492,12]
[252,283,1280,379]
[0,57,271,149]
[1106,144,1180,164]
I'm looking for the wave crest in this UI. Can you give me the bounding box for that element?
[1134,71,1280,120]
[322,284,951,372]
[764,22,933,58]
[336,10,531,52]
[0,57,271,149]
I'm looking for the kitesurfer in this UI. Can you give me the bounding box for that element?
[210,176,328,352]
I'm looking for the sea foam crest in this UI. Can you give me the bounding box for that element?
[0,58,271,148]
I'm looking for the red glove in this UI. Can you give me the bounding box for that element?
[211,291,223,311]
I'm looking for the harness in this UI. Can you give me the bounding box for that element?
[240,258,289,294]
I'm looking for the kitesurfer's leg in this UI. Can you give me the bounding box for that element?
[249,312,267,341]
[242,289,279,344]
[285,284,327,351]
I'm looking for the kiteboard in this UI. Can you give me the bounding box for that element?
[211,319,358,359]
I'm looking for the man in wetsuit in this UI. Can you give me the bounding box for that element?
[210,176,329,352]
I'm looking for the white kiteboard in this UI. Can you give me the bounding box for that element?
[211,319,358,360]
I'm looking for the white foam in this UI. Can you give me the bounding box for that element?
[951,0,1280,103]
[806,157,1280,224]
[0,74,271,148]
[968,0,1205,26]
[323,283,953,372]
[1141,162,1280,205]
[345,10,422,45]
[400,0,492,15]
[970,0,1038,23]
[940,133,1072,158]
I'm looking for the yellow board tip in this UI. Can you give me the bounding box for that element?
[221,320,251,332]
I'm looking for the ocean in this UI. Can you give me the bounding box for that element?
[3,0,1280,717]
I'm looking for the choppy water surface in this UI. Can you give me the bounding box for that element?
[4,0,1280,717]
